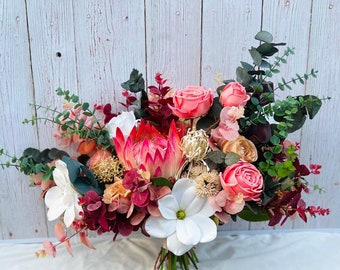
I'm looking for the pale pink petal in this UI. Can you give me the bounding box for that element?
[43,241,56,257]
[80,231,95,249]
[54,223,66,242]
[64,239,73,256]
[130,212,146,226]
[224,199,245,214]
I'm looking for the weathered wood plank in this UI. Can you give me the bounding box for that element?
[145,0,202,88]
[201,0,263,90]
[298,0,340,229]
[25,0,79,237]
[0,0,49,239]
[26,0,78,152]
[73,0,146,108]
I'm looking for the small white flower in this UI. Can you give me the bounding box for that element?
[145,178,217,256]
[44,160,82,227]
[105,111,137,138]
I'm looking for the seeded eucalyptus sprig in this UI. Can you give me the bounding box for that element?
[23,88,113,150]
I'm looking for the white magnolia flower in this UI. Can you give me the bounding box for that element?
[145,178,217,256]
[105,111,137,138]
[44,160,83,227]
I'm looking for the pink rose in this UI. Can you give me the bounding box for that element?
[220,82,250,107]
[220,161,263,202]
[169,86,213,119]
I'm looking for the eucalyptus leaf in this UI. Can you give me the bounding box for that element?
[257,43,278,56]
[249,48,262,66]
[224,152,240,166]
[240,61,254,71]
[255,31,273,43]
[206,150,226,164]
[236,66,252,84]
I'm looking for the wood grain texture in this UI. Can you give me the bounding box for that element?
[0,0,49,239]
[298,0,340,229]
[73,0,146,107]
[0,0,338,239]
[145,0,202,88]
[201,0,262,90]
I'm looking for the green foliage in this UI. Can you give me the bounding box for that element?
[151,177,174,188]
[62,156,104,195]
[24,88,114,150]
[121,69,145,93]
[219,30,325,141]
[0,147,69,181]
[237,204,270,222]
[121,69,148,119]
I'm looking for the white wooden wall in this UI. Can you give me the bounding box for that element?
[0,0,339,239]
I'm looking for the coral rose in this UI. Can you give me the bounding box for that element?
[169,86,213,119]
[221,136,258,162]
[220,161,263,202]
[220,82,250,107]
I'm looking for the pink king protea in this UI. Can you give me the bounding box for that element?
[113,120,184,179]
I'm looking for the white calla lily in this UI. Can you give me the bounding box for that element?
[145,178,217,255]
[44,160,83,227]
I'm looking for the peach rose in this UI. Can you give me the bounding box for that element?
[221,136,258,162]
[220,161,263,202]
[220,82,250,107]
[169,86,213,119]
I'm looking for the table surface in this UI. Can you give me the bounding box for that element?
[1,230,339,270]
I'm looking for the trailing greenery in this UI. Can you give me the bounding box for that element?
[23,88,113,150]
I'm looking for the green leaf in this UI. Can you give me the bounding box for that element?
[71,95,79,103]
[206,150,226,164]
[251,96,259,105]
[249,48,262,66]
[270,135,280,145]
[263,151,273,160]
[257,43,278,57]
[121,69,145,93]
[151,177,173,188]
[42,172,52,181]
[224,152,240,166]
[271,145,283,154]
[238,205,270,222]
[34,163,43,173]
[303,95,322,119]
[236,67,252,84]
[240,61,253,71]
[255,31,273,43]
[82,102,90,111]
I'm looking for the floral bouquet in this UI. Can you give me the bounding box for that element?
[0,31,330,269]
